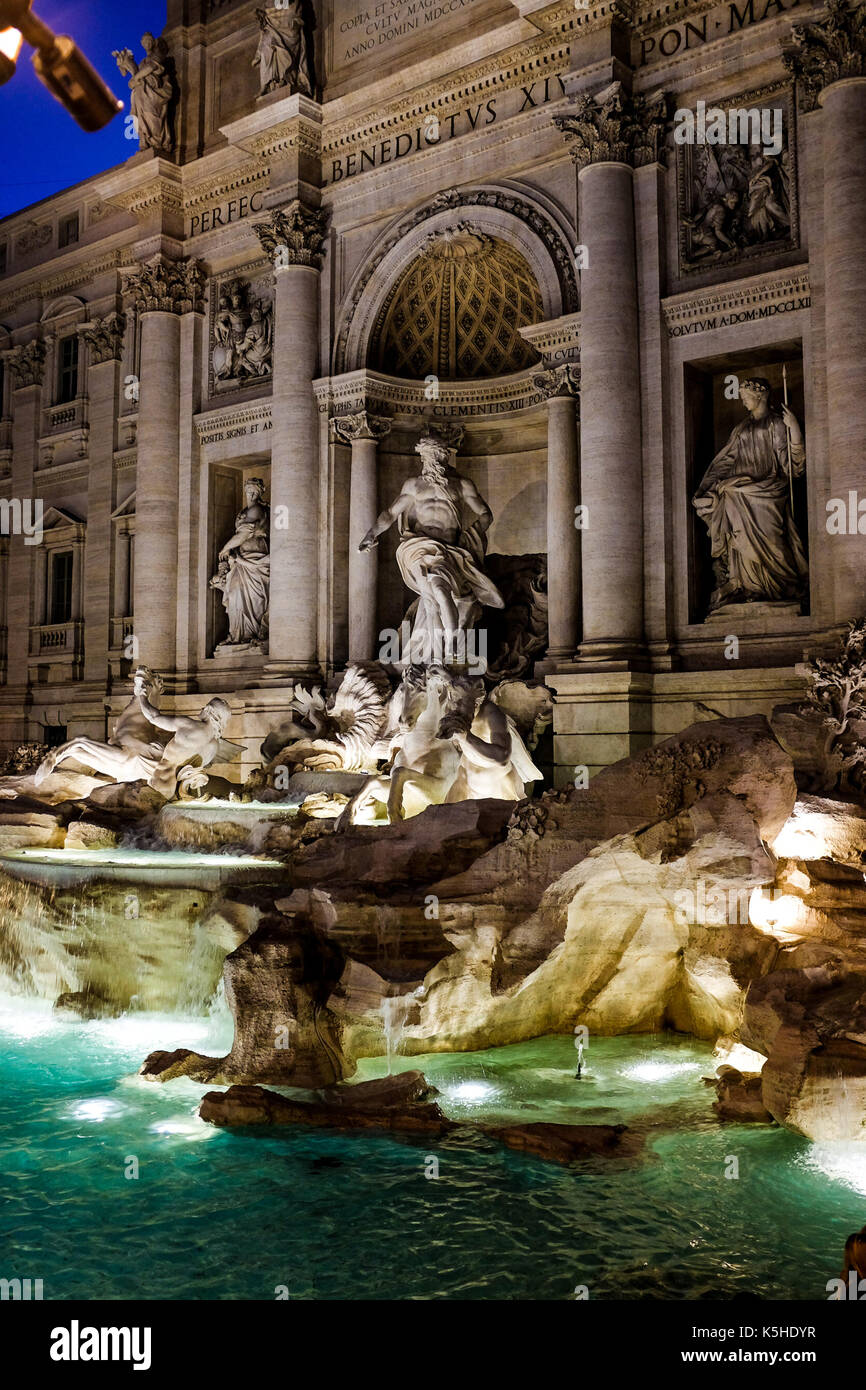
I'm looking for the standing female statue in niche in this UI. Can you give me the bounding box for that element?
[692,377,807,613]
[253,4,314,98]
[211,478,270,651]
[113,34,174,154]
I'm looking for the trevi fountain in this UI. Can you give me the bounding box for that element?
[0,0,865,1325]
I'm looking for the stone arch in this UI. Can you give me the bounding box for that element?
[334,185,577,376]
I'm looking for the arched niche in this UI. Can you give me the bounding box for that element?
[334,186,578,376]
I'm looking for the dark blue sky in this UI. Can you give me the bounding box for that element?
[0,0,168,220]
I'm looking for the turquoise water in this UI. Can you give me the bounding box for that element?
[1,997,863,1301]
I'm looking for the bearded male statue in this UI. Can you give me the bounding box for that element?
[359,436,504,665]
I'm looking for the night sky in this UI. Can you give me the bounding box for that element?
[0,0,169,221]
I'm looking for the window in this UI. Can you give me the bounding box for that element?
[44,724,68,748]
[59,213,79,249]
[49,551,73,624]
[57,335,79,404]
[0,243,7,274]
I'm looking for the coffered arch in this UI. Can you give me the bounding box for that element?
[333,185,578,377]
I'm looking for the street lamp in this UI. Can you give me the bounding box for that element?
[0,0,122,132]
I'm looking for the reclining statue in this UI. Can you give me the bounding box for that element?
[34,668,240,801]
[34,668,170,789]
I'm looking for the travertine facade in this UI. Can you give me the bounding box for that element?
[0,0,864,782]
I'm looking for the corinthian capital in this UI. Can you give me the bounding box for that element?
[81,312,127,365]
[5,340,47,389]
[253,201,330,269]
[330,410,392,444]
[123,256,205,314]
[554,81,671,170]
[782,0,866,111]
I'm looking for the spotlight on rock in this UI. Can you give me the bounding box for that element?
[748,887,804,934]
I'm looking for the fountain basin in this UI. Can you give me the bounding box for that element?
[0,847,286,891]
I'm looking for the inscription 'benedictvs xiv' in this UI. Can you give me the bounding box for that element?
[327,76,566,183]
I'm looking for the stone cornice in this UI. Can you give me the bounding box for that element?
[520,312,581,362]
[123,255,206,315]
[314,369,548,419]
[662,267,811,335]
[221,93,323,161]
[96,159,184,224]
[194,398,272,444]
[782,0,866,110]
[0,250,125,314]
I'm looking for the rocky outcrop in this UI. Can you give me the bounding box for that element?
[742,964,866,1141]
[711,1066,774,1123]
[0,802,66,851]
[141,913,350,1088]
[127,710,866,1146]
[198,1069,449,1133]
[197,1072,641,1165]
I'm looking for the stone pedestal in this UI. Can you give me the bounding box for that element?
[332,410,392,663]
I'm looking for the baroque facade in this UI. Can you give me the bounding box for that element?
[0,0,865,783]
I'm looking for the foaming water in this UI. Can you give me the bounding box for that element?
[0,1018,862,1300]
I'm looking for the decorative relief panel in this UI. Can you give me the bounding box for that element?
[210,271,273,396]
[677,84,799,277]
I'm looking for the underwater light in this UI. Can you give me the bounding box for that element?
[150,1117,213,1140]
[623,1061,703,1082]
[71,1098,124,1123]
[805,1144,866,1197]
[449,1081,495,1103]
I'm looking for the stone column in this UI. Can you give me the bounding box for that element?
[555,82,669,667]
[535,365,580,659]
[4,341,46,710]
[785,10,866,621]
[124,257,204,676]
[80,313,125,684]
[254,202,329,676]
[331,410,392,663]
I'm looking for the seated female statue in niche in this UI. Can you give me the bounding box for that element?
[692,377,807,614]
[211,478,270,652]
